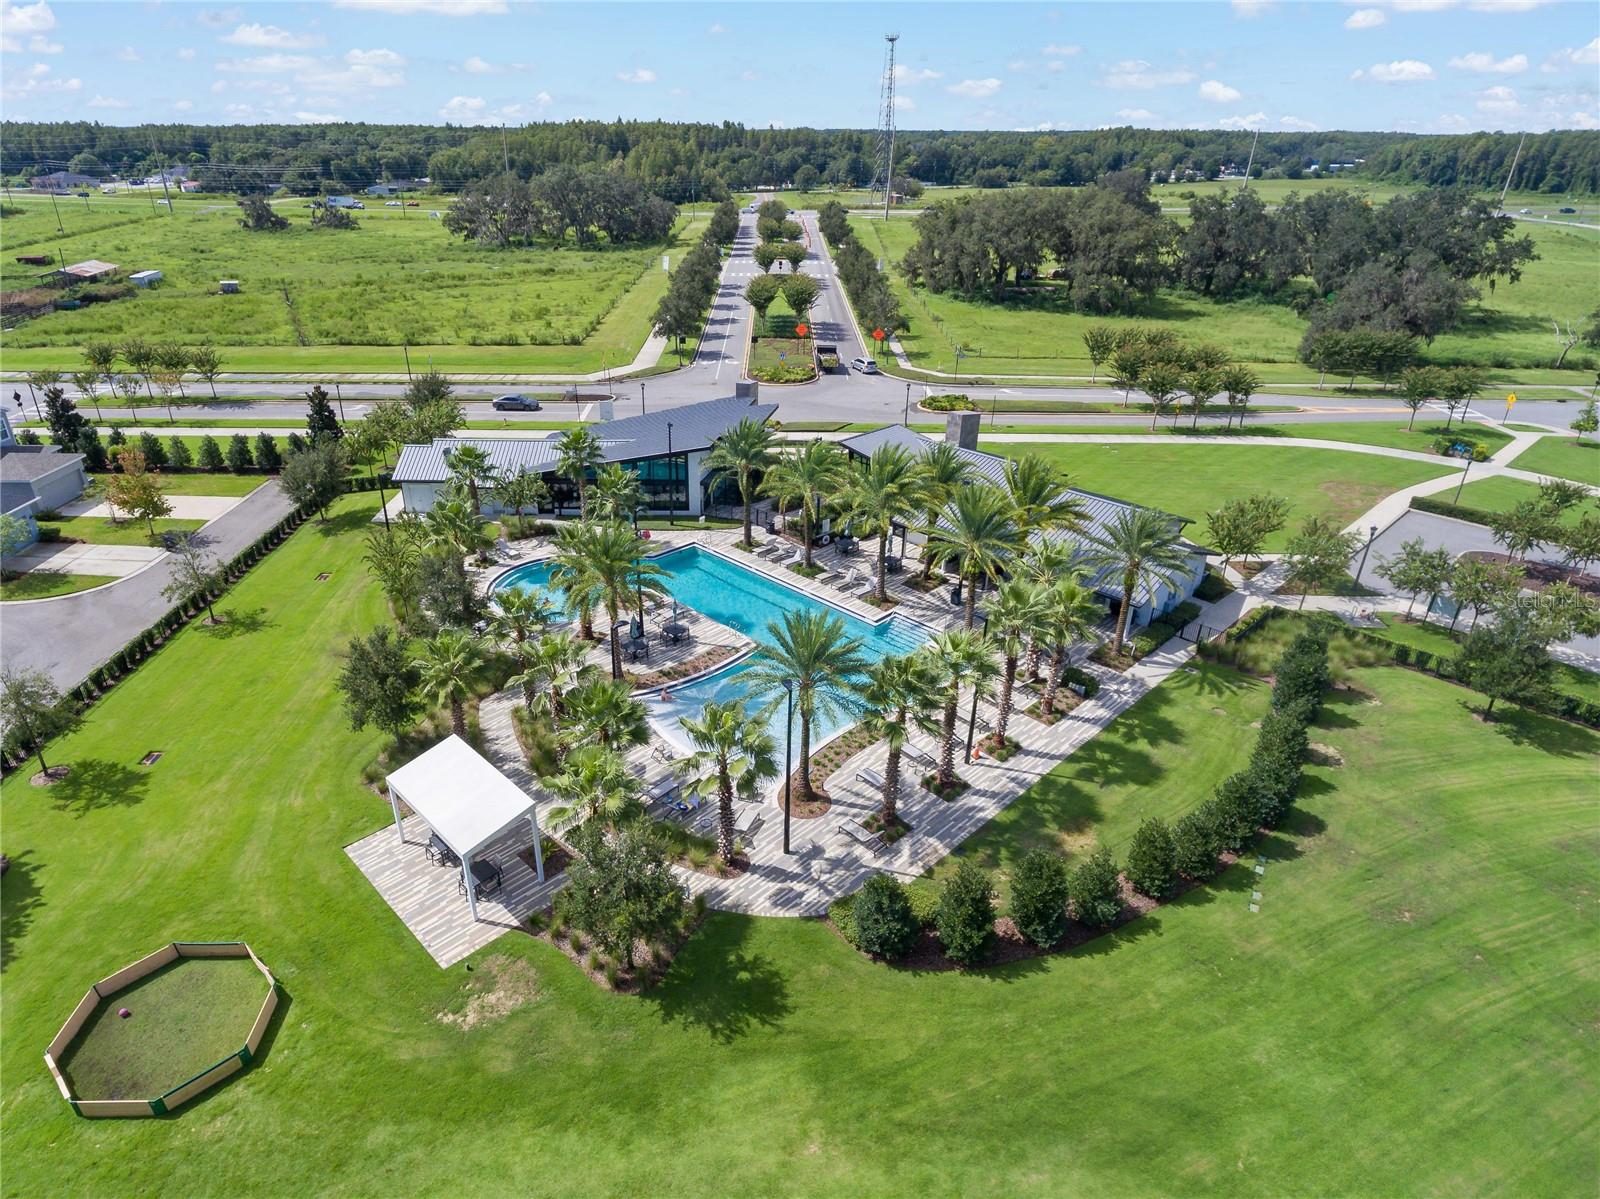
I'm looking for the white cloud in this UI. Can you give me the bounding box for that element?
[1278,114,1319,130]
[25,33,61,52]
[1476,84,1519,113]
[196,8,243,29]
[1218,111,1268,129]
[498,92,553,119]
[1544,37,1599,71]
[1199,79,1242,102]
[1,1,55,35]
[463,55,494,73]
[115,46,140,62]
[177,47,196,60]
[1448,51,1527,73]
[332,0,506,13]
[1042,43,1080,56]
[707,22,726,34]
[218,53,316,73]
[947,77,1002,99]
[293,111,341,122]
[616,67,656,84]
[173,99,194,111]
[739,69,758,82]
[1567,109,1599,129]
[893,95,915,111]
[439,94,487,122]
[86,94,131,108]
[346,47,404,68]
[1363,59,1435,82]
[1115,107,1157,121]
[221,22,324,49]
[0,59,79,99]
[1465,0,1551,9]
[1388,0,1456,10]
[299,49,406,90]
[1007,59,1029,72]
[1101,59,1197,89]
[1344,8,1387,28]
[1232,0,1274,15]
[893,65,942,83]
[223,102,256,118]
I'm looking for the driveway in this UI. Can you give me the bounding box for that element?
[5,541,166,579]
[60,495,243,520]
[0,482,296,691]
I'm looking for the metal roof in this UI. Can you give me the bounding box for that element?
[840,425,1201,606]
[393,395,777,484]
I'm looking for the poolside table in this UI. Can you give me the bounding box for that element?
[662,622,689,644]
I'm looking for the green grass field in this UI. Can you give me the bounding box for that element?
[2,497,1593,1193]
[852,212,1598,384]
[1369,614,1600,705]
[0,192,705,374]
[951,417,1508,456]
[37,515,205,546]
[56,956,269,1101]
[1450,476,1600,525]
[982,441,1455,546]
[1508,435,1600,486]
[0,570,116,601]
[86,471,269,498]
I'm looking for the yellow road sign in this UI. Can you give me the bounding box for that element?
[1506,393,1518,405]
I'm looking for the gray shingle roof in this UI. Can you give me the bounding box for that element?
[0,446,83,483]
[393,395,777,484]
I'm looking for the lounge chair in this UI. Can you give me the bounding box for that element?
[781,548,803,568]
[904,743,935,768]
[494,537,520,562]
[855,765,886,793]
[837,817,886,854]
[733,804,763,835]
[645,775,680,803]
[835,567,861,593]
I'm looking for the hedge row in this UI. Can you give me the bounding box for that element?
[1409,494,1499,527]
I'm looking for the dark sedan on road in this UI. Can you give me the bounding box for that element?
[491,394,542,411]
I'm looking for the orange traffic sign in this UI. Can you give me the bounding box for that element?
[794,322,808,337]
[872,327,886,341]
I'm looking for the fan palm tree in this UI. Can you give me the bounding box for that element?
[1016,539,1079,680]
[563,677,649,752]
[915,442,974,582]
[742,609,867,802]
[587,463,643,523]
[444,444,497,516]
[423,494,492,578]
[547,521,607,639]
[985,578,1047,747]
[509,629,596,732]
[574,520,670,679]
[1004,453,1087,538]
[1036,577,1100,718]
[1081,507,1192,655]
[840,444,925,603]
[555,426,604,513]
[858,652,943,828]
[677,699,779,863]
[542,744,641,827]
[704,416,778,548]
[413,628,485,739]
[488,588,552,702]
[925,629,999,791]
[760,439,848,570]
[925,484,1024,628]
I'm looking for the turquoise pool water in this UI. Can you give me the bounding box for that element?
[494,545,931,751]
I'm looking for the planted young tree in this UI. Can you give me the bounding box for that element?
[704,416,777,549]
[925,485,1024,628]
[744,274,782,334]
[188,343,223,399]
[935,860,995,967]
[760,439,848,571]
[1036,577,1100,718]
[1082,326,1117,383]
[562,818,683,970]
[364,525,423,627]
[494,469,550,535]
[1218,363,1261,428]
[1183,364,1224,429]
[841,444,925,603]
[0,667,81,776]
[1282,516,1361,608]
[677,699,778,864]
[1560,515,1600,577]
[74,428,108,473]
[926,628,998,793]
[1570,398,1598,444]
[587,464,642,524]
[851,875,921,960]
[543,744,641,827]
[160,533,224,623]
[225,433,254,472]
[1205,493,1289,573]
[1171,808,1222,880]
[1455,606,1555,720]
[105,450,172,534]
[138,431,168,470]
[278,440,347,521]
[1008,848,1071,948]
[1081,507,1192,655]
[443,444,496,516]
[1397,365,1444,431]
[254,432,282,471]
[1068,845,1123,928]
[1448,557,1522,632]
[781,242,808,273]
[555,427,604,513]
[70,369,105,424]
[119,337,157,403]
[753,242,784,273]
[337,626,421,740]
[564,678,650,753]
[1107,343,1146,407]
[166,436,192,469]
[859,652,942,829]
[985,579,1045,747]
[197,434,226,471]
[1140,361,1185,430]
[914,443,974,582]
[155,342,190,400]
[1004,453,1087,538]
[41,381,86,448]
[306,385,343,443]
[1490,499,1557,563]
[84,340,118,402]
[781,272,820,328]
[1125,817,1177,899]
[1378,537,1455,619]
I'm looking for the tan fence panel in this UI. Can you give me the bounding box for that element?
[161,1055,243,1111]
[75,1098,154,1118]
[245,989,279,1056]
[173,942,247,960]
[43,1054,74,1101]
[46,988,103,1060]
[94,944,179,995]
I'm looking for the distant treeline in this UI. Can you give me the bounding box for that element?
[3,120,1596,197]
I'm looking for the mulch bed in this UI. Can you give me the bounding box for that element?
[1023,692,1083,723]
[858,593,901,611]
[517,843,574,879]
[1089,644,1140,673]
[29,765,70,786]
[862,811,913,843]
[625,643,738,689]
[976,733,1020,761]
[921,772,969,802]
[1460,551,1599,596]
[778,773,833,818]
[527,902,709,995]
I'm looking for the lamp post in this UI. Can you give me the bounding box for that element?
[334,381,347,425]
[640,382,647,416]
[1452,455,1474,504]
[781,678,795,855]
[964,611,990,764]
[903,380,911,424]
[666,420,675,526]
[1355,524,1379,584]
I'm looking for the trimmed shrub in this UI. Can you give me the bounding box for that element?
[828,894,859,947]
[1211,771,1261,850]
[906,883,941,929]
[922,394,976,411]
[936,860,995,966]
[1058,665,1100,698]
[1168,600,1203,627]
[1008,848,1071,948]
[167,436,193,469]
[137,432,167,470]
[1125,817,1177,899]
[1068,845,1123,928]
[852,874,921,960]
[1172,807,1222,880]
[197,435,225,471]
[255,433,282,471]
[226,433,254,472]
[1194,570,1232,603]
[1409,495,1497,527]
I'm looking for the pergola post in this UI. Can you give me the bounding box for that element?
[528,813,545,883]
[462,851,480,922]
[389,785,405,843]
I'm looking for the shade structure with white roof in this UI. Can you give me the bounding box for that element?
[385,735,544,921]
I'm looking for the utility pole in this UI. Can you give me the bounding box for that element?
[151,133,173,212]
[501,125,511,175]
[881,34,899,222]
[1241,128,1260,189]
[1498,132,1526,211]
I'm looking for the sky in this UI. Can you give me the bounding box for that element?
[1,0,1596,133]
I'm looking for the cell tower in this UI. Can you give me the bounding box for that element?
[869,33,899,221]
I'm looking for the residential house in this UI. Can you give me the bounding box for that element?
[0,411,88,549]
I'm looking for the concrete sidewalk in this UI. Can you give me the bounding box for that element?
[5,541,166,579]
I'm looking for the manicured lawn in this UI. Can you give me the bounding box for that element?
[0,571,116,601]
[1370,613,1600,705]
[1508,435,1600,486]
[946,418,1509,456]
[37,516,206,546]
[57,956,268,1101]
[1450,476,1600,525]
[983,441,1455,548]
[3,495,1595,1195]
[90,471,268,498]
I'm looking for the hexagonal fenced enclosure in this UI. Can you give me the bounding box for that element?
[44,941,279,1118]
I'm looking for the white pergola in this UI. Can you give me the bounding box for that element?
[386,735,544,921]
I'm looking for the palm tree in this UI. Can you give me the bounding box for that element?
[563,677,649,752]
[1016,539,1078,680]
[363,524,422,626]
[1036,577,1100,718]
[575,520,670,679]
[423,494,492,577]
[742,610,867,802]
[1004,454,1087,538]
[444,444,497,516]
[925,484,1024,628]
[840,444,924,603]
[413,628,485,739]
[704,416,778,548]
[547,521,607,640]
[677,699,779,863]
[1081,507,1192,656]
[587,463,643,523]
[760,439,848,570]
[542,744,641,827]
[985,578,1047,746]
[489,587,551,702]
[925,629,998,791]
[858,653,942,828]
[510,629,595,733]
[915,442,974,582]
[555,426,604,513]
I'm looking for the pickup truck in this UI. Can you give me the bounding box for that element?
[814,343,842,373]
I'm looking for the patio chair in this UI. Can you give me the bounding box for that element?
[836,567,861,593]
[855,766,886,793]
[733,804,763,835]
[651,742,678,765]
[904,743,935,768]
[837,817,886,855]
[645,775,681,803]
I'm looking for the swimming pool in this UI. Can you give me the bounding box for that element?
[494,545,932,752]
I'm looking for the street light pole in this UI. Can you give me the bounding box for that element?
[903,380,911,424]
[964,613,989,764]
[1452,456,1474,504]
[781,678,795,855]
[334,381,347,425]
[1355,524,1379,584]
[640,382,646,416]
[666,420,675,526]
